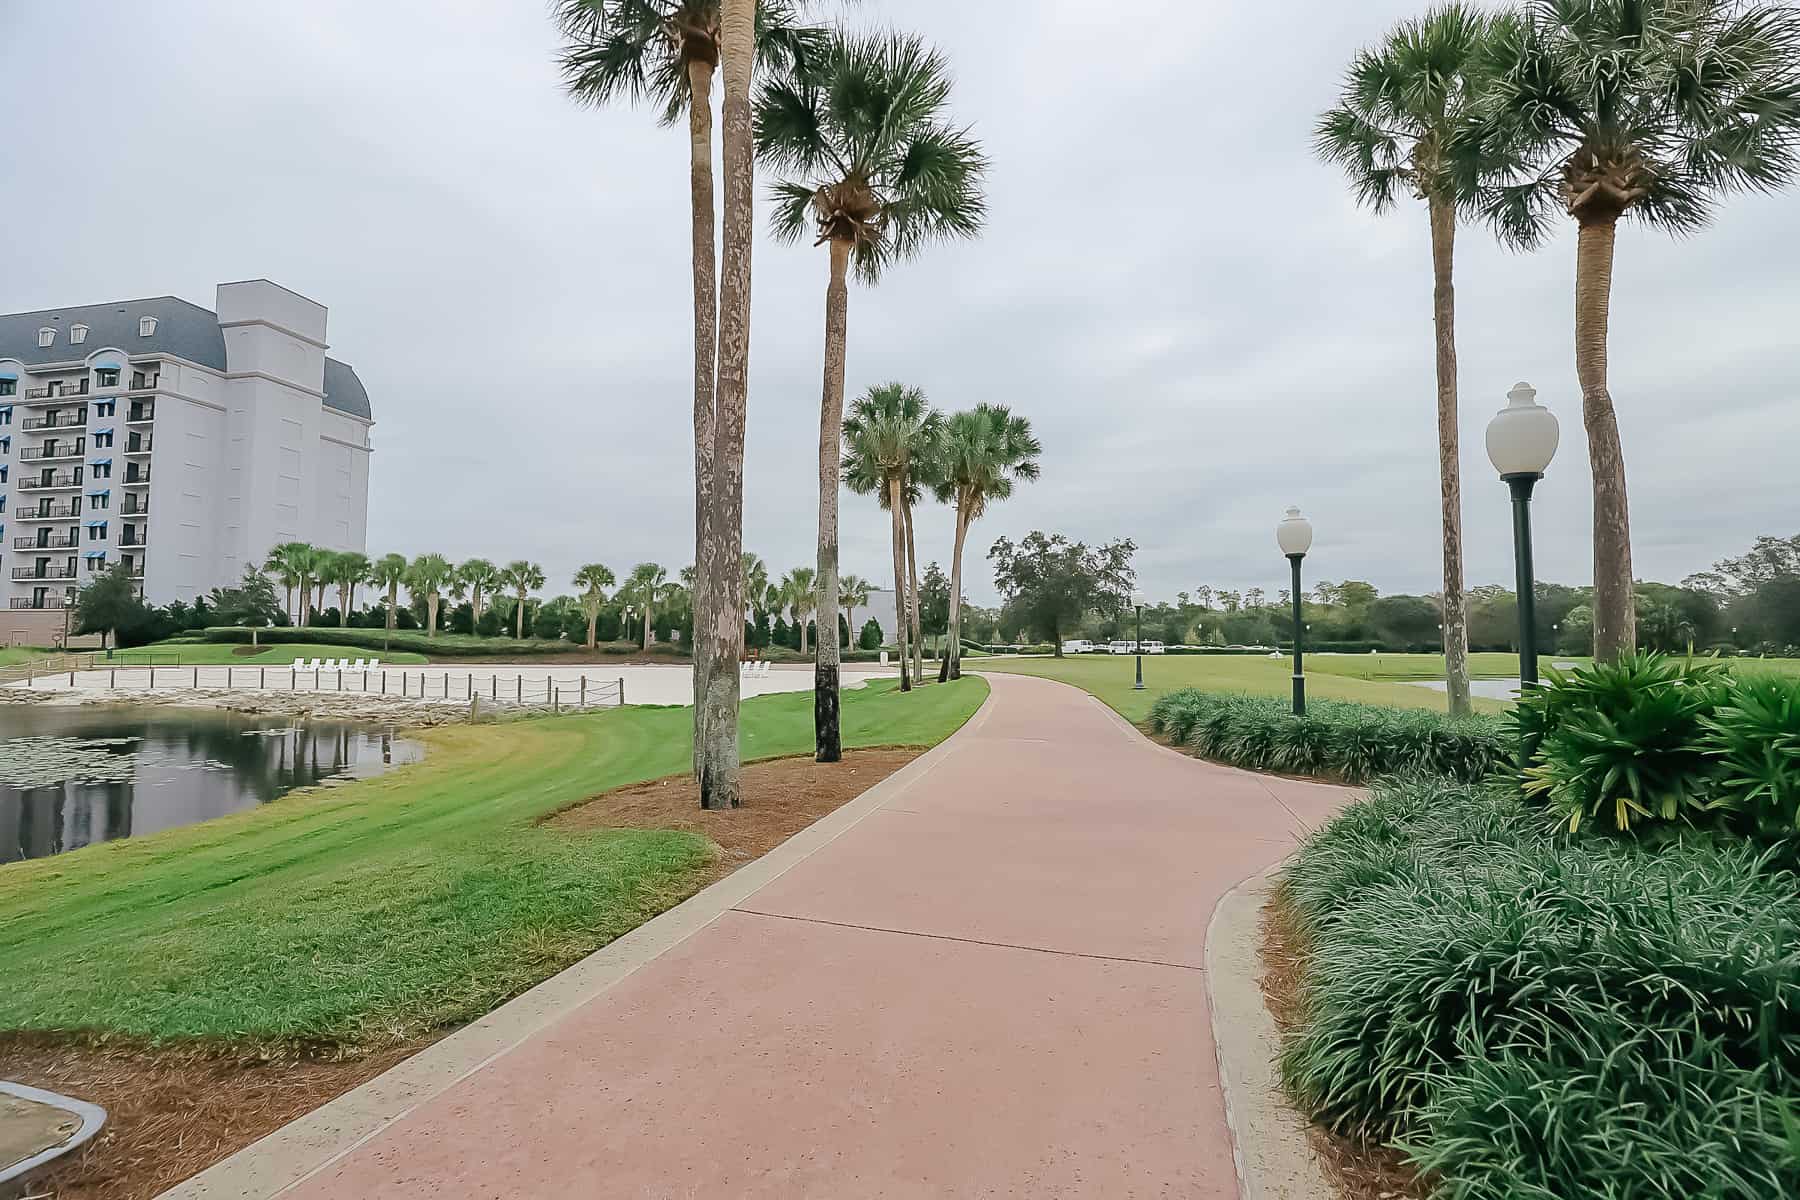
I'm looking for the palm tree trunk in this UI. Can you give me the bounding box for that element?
[688,56,720,781]
[1429,196,1472,716]
[888,476,911,692]
[386,583,397,634]
[903,497,922,685]
[946,502,970,681]
[1576,216,1635,662]
[283,584,294,624]
[644,605,653,649]
[814,237,851,760]
[339,584,349,628]
[428,595,439,639]
[699,0,754,809]
[516,592,526,639]
[298,574,310,625]
[587,609,598,650]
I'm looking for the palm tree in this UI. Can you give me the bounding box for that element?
[842,382,943,692]
[287,543,324,627]
[406,554,455,639]
[1464,0,1800,661]
[781,566,817,653]
[262,541,309,624]
[502,560,548,639]
[329,551,372,627]
[840,573,870,648]
[757,29,987,758]
[932,405,1041,681]
[371,553,409,647]
[1316,3,1492,716]
[458,558,502,634]
[574,562,617,648]
[622,562,669,648]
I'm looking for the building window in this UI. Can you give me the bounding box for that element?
[38,328,55,348]
[0,404,10,422]
[91,462,111,480]
[0,380,14,397]
[87,555,107,573]
[88,522,108,541]
[88,492,107,511]
[95,400,115,418]
[94,430,113,448]
[71,324,88,345]
[95,367,120,388]
[138,316,157,337]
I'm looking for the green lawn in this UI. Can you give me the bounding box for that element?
[0,647,51,667]
[1303,651,1589,682]
[0,677,986,1045]
[980,653,1508,722]
[107,641,429,666]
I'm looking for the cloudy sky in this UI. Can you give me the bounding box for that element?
[3,1,1795,606]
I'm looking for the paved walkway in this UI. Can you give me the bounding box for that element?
[169,673,1349,1199]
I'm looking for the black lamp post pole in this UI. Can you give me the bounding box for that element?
[1289,554,1306,716]
[1505,473,1541,689]
[1133,603,1145,691]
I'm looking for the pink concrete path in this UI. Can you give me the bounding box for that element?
[267,673,1349,1199]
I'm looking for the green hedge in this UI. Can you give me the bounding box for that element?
[199,626,685,660]
[1279,777,1800,1196]
[1147,689,1505,784]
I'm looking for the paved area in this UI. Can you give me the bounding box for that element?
[170,672,1349,1199]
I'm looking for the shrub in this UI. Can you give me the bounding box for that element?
[1278,777,1800,1197]
[1145,690,1504,784]
[1701,675,1800,837]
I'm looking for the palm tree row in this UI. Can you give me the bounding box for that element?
[1318,0,1800,679]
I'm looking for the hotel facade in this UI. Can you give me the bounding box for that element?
[0,280,372,645]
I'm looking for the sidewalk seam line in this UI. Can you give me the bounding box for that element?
[730,906,1207,972]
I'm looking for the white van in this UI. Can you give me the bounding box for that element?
[1108,640,1134,655]
[1061,639,1094,655]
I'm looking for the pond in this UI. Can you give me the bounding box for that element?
[0,706,424,864]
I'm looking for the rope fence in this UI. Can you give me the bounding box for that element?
[11,665,628,711]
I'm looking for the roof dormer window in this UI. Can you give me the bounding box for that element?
[38,328,55,348]
[138,316,157,337]
[71,324,88,344]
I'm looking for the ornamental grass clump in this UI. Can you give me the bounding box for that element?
[1145,690,1504,784]
[1279,777,1800,1196]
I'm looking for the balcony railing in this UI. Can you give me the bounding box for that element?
[18,473,84,491]
[120,501,149,517]
[126,435,153,454]
[13,504,80,520]
[14,535,78,550]
[129,373,160,391]
[21,413,86,432]
[12,567,77,581]
[124,466,151,485]
[23,382,89,401]
[120,534,146,547]
[18,443,85,462]
[9,598,66,610]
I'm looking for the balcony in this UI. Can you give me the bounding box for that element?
[9,598,68,610]
[21,413,86,432]
[18,473,84,492]
[123,466,151,485]
[125,434,153,455]
[120,533,147,548]
[120,500,149,517]
[13,504,80,521]
[127,403,155,423]
[18,442,85,462]
[129,373,161,391]
[14,535,78,550]
[22,381,89,402]
[12,566,78,581]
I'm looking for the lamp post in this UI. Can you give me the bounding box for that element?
[1277,506,1314,715]
[1132,589,1146,691]
[1486,382,1560,690]
[61,594,75,649]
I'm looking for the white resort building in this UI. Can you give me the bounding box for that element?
[0,280,372,645]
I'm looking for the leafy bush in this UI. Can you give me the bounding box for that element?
[1146,690,1504,784]
[1514,653,1800,837]
[1280,777,1800,1196]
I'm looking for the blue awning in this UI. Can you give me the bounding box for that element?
[86,521,105,529]
[85,551,106,559]
[91,457,111,466]
[89,489,109,497]
[95,426,112,435]
[0,372,17,381]
[93,361,121,370]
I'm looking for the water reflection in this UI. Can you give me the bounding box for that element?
[0,707,424,863]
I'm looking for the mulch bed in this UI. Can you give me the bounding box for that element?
[2,748,920,1200]
[1259,886,1426,1200]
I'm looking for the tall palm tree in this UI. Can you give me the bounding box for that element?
[330,551,372,627]
[781,566,817,653]
[556,0,819,805]
[1464,0,1800,661]
[932,405,1041,681]
[262,541,309,624]
[458,558,502,634]
[741,552,770,623]
[406,554,455,639]
[622,562,669,648]
[842,382,943,693]
[502,560,548,639]
[757,29,987,759]
[288,543,324,627]
[1316,3,1492,715]
[574,562,617,648]
[840,573,870,648]
[371,553,409,646]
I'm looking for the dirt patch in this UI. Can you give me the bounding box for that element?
[1,748,920,1200]
[0,1036,426,1200]
[545,747,923,884]
[1259,886,1425,1200]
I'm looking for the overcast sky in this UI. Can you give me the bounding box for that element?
[3,1,1795,606]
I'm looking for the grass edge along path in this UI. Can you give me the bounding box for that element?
[0,677,987,1046]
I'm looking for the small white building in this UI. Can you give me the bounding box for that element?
[0,280,373,644]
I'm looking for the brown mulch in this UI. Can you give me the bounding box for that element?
[1259,886,1426,1200]
[2,749,919,1200]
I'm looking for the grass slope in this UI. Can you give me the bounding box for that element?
[108,642,429,666]
[0,677,986,1044]
[980,653,1505,722]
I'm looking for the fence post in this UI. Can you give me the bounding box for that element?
[338,669,343,692]
[261,667,266,689]
[148,666,154,688]
[382,671,387,695]
[580,675,586,707]
[364,670,369,692]
[291,666,296,691]
[619,676,625,706]
[517,674,522,703]
[470,694,480,724]
[110,668,116,688]
[70,669,76,687]
[491,674,497,699]
[193,667,199,689]
[554,688,560,715]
